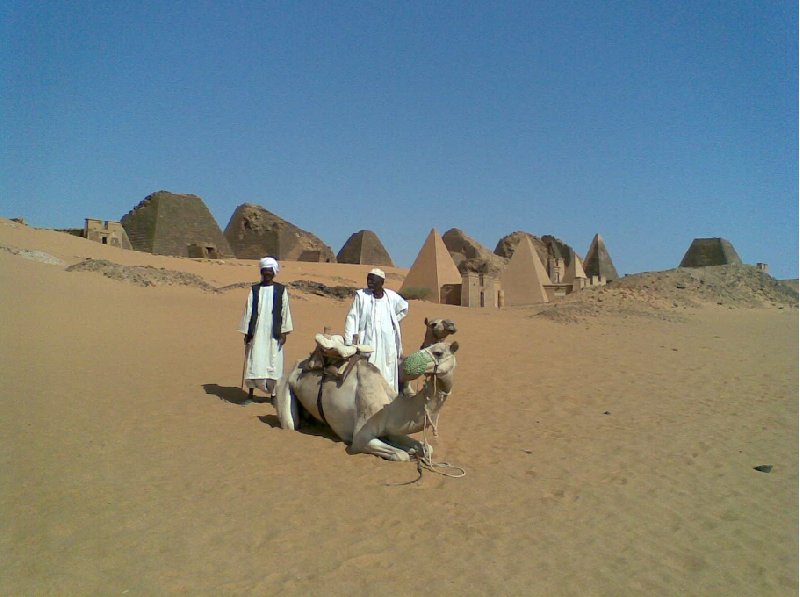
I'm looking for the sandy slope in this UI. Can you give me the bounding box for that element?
[1,219,797,596]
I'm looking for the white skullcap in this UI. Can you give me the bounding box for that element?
[259,257,279,272]
[368,268,385,279]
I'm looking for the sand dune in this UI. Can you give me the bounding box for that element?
[1,218,797,596]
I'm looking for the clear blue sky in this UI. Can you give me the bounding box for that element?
[2,1,797,278]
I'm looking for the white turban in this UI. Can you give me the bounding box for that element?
[259,257,279,272]
[369,268,385,279]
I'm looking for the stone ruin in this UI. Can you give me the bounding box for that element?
[680,237,742,268]
[83,218,132,250]
[400,227,623,308]
[121,191,233,258]
[224,203,336,262]
[337,230,394,266]
[441,229,507,308]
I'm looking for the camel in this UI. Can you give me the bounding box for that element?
[420,317,456,349]
[274,339,459,461]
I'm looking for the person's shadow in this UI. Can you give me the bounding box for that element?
[202,383,264,406]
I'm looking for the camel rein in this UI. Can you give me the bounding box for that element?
[395,349,466,485]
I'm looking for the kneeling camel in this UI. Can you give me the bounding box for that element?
[275,340,459,461]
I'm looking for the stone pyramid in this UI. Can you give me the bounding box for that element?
[679,237,742,267]
[121,191,233,258]
[500,235,550,305]
[399,229,462,303]
[223,203,336,262]
[337,230,394,266]
[561,250,587,285]
[583,233,619,281]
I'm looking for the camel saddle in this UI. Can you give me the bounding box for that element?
[304,334,374,385]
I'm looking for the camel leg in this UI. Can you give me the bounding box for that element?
[274,366,300,430]
[384,434,428,458]
[351,435,411,461]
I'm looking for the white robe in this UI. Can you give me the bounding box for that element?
[238,285,293,384]
[344,288,408,391]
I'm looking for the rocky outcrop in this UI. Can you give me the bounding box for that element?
[223,203,336,262]
[442,229,507,275]
[494,231,575,269]
[337,230,393,266]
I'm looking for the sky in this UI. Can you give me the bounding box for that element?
[2,1,797,278]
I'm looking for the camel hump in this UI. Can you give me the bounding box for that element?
[353,360,393,421]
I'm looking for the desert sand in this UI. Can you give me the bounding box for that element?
[1,218,797,596]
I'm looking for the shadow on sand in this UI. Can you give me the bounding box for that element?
[201,383,268,406]
[201,384,340,443]
[257,407,341,443]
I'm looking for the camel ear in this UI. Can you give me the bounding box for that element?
[449,341,459,353]
[424,317,430,326]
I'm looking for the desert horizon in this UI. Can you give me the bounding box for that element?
[1,217,797,595]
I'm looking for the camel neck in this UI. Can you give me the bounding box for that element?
[420,374,452,405]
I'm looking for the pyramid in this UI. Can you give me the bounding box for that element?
[499,236,550,305]
[583,234,619,281]
[121,191,233,258]
[337,230,394,266]
[679,238,742,267]
[561,250,587,285]
[399,229,463,303]
[223,203,336,262]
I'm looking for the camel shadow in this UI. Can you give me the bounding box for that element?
[257,411,341,443]
[201,384,340,443]
[201,383,270,406]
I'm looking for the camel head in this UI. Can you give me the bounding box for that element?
[421,318,457,349]
[403,340,459,382]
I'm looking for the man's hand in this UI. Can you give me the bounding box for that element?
[244,334,252,345]
[278,332,288,347]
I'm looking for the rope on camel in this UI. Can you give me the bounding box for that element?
[390,372,466,486]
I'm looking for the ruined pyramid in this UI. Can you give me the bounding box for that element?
[121,191,233,258]
[337,230,394,266]
[223,203,335,262]
[679,237,742,267]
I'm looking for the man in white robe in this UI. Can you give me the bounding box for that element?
[239,257,293,400]
[344,268,408,392]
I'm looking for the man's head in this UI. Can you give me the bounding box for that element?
[366,268,385,292]
[259,257,279,285]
